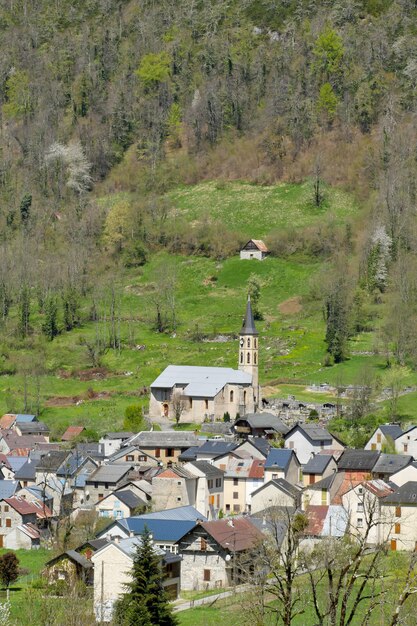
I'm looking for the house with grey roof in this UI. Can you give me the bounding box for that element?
[380,481,417,551]
[234,413,289,439]
[126,431,199,465]
[371,453,413,481]
[149,297,261,422]
[94,488,147,520]
[99,432,134,458]
[108,445,160,467]
[14,421,50,439]
[251,478,301,513]
[365,423,403,452]
[85,464,134,506]
[337,449,380,477]
[195,440,237,461]
[284,423,345,464]
[91,537,181,622]
[302,454,337,487]
[394,426,417,458]
[264,448,301,485]
[151,465,197,512]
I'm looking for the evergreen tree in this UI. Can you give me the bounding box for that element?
[41,295,59,340]
[325,276,351,363]
[247,274,262,320]
[114,527,178,626]
[18,284,30,338]
[19,194,32,225]
[62,286,80,331]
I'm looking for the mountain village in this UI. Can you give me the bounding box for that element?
[0,296,414,621]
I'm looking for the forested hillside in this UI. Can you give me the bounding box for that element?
[2,0,417,437]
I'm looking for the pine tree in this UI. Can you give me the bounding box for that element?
[114,527,178,626]
[41,295,59,340]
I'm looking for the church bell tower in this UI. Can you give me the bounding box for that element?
[238,295,259,407]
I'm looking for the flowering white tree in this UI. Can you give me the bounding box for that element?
[368,225,392,292]
[45,141,92,196]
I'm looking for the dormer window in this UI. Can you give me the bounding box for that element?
[247,338,250,348]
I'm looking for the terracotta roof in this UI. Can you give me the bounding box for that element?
[61,426,85,441]
[332,476,363,504]
[248,459,265,479]
[242,239,268,252]
[8,448,32,457]
[202,517,263,552]
[305,505,328,536]
[0,454,12,469]
[4,496,52,518]
[0,415,16,429]
[157,469,178,479]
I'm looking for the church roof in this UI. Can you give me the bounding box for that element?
[240,296,258,336]
[150,365,252,397]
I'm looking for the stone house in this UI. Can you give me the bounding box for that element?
[14,421,50,440]
[302,471,345,509]
[107,445,160,467]
[183,461,224,519]
[126,431,199,465]
[91,537,181,622]
[177,517,263,591]
[365,423,403,452]
[151,466,197,511]
[284,424,345,465]
[264,448,301,485]
[84,464,134,506]
[337,449,380,481]
[45,550,93,586]
[234,413,288,439]
[239,239,268,260]
[0,496,52,547]
[4,523,40,550]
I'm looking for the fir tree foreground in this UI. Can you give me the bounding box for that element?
[114,527,178,626]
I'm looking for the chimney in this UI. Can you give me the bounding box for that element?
[114,536,120,544]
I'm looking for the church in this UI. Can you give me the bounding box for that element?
[149,297,260,423]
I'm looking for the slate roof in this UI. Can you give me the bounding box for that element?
[61,426,85,441]
[264,448,297,471]
[337,449,380,471]
[87,464,133,484]
[382,481,417,504]
[303,455,334,475]
[200,517,263,552]
[285,423,335,444]
[17,422,49,434]
[236,413,288,434]
[139,505,206,522]
[372,454,412,475]
[251,478,300,500]
[0,481,19,499]
[118,518,196,542]
[150,365,252,398]
[128,431,199,449]
[14,456,41,481]
[110,489,146,510]
[46,550,93,569]
[240,296,258,336]
[379,424,403,440]
[36,451,71,473]
[102,432,134,440]
[75,443,105,460]
[196,441,237,457]
[246,437,271,457]
[178,446,200,462]
[187,461,224,477]
[6,457,27,473]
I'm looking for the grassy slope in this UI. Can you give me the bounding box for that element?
[1,179,411,436]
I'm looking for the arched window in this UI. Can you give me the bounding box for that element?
[254,338,257,349]
[240,352,243,364]
[247,338,250,348]
[204,399,209,410]
[247,352,250,364]
[254,353,257,364]
[230,390,234,402]
[243,391,247,404]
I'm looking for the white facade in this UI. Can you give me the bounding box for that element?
[285,428,344,465]
[251,482,297,513]
[390,464,417,487]
[395,429,417,458]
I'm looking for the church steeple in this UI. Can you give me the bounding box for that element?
[238,295,259,411]
[240,295,258,336]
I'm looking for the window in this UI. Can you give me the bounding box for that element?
[396,506,401,518]
[208,480,213,489]
[357,518,363,528]
[247,338,250,348]
[247,352,250,363]
[204,399,209,410]
[104,483,109,490]
[155,448,161,458]
[233,504,240,513]
[357,503,364,512]
[189,398,193,408]
[240,352,243,364]
[126,455,134,462]
[215,478,221,488]
[98,493,104,500]
[404,444,408,453]
[254,338,257,349]
[320,440,325,449]
[177,496,181,502]
[5,519,11,528]
[243,391,247,405]
[233,478,238,486]
[321,489,327,505]
[395,523,401,534]
[166,448,174,457]
[94,483,98,489]
[230,390,234,403]
[289,441,294,449]
[139,455,147,462]
[376,433,381,443]
[200,538,207,551]
[225,504,230,512]
[233,492,239,499]
[4,506,8,513]
[254,353,257,364]
[203,569,211,582]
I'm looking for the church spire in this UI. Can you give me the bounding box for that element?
[240,294,258,336]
